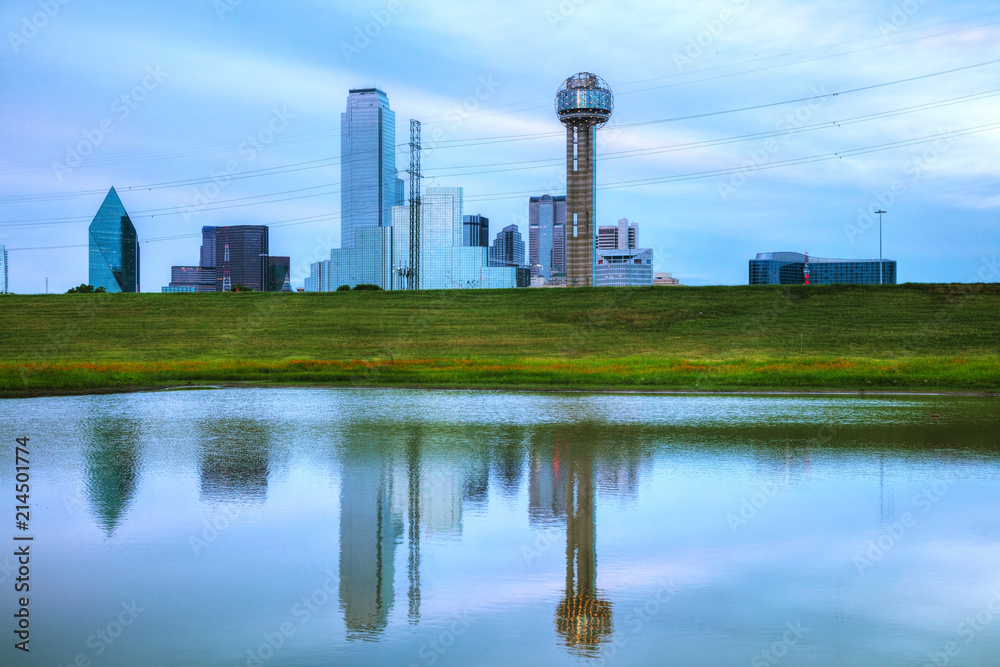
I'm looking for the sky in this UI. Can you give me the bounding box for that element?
[0,0,998,292]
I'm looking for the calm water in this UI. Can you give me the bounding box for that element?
[1,389,999,666]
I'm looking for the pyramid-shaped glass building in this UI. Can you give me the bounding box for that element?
[89,187,139,292]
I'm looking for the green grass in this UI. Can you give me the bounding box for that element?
[1,283,998,395]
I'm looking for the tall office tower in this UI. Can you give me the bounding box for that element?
[555,73,614,287]
[462,214,489,247]
[597,219,637,250]
[488,224,526,268]
[528,194,567,283]
[89,187,139,293]
[214,225,268,291]
[0,244,7,293]
[200,226,217,267]
[266,256,291,292]
[341,88,404,249]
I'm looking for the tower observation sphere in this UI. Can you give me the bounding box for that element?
[555,73,614,129]
[555,72,613,287]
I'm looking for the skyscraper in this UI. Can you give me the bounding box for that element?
[89,187,139,293]
[267,256,291,292]
[200,226,217,268]
[597,219,637,250]
[555,73,614,287]
[462,214,489,247]
[341,88,405,249]
[528,194,567,284]
[489,224,526,268]
[215,225,268,291]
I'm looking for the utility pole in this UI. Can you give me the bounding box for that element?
[875,209,886,285]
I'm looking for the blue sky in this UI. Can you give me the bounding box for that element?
[1,0,997,292]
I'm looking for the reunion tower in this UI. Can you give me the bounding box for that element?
[555,72,614,287]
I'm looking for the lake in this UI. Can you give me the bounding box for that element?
[1,388,998,666]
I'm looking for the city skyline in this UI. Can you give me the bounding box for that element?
[1,1,998,293]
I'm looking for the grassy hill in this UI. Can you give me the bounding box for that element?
[1,284,998,395]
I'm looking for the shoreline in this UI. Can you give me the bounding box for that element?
[3,380,998,400]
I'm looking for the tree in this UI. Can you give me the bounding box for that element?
[66,284,106,294]
[352,284,382,291]
[230,284,253,292]
[336,284,351,291]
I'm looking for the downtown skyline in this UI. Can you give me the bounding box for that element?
[1,0,998,293]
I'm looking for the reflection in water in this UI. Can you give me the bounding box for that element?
[85,418,141,536]
[197,420,273,504]
[339,429,404,640]
[552,435,613,656]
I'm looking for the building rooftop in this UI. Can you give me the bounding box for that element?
[754,252,895,263]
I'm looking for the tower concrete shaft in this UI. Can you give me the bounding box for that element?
[566,125,597,288]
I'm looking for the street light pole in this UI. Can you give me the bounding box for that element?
[875,209,886,285]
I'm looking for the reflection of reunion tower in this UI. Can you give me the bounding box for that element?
[555,436,613,654]
[555,73,614,287]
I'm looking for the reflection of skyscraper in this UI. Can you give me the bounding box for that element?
[554,441,613,655]
[420,459,465,538]
[85,418,141,536]
[529,434,568,525]
[490,430,525,497]
[197,420,272,504]
[339,448,403,639]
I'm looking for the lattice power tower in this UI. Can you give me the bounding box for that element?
[555,73,614,288]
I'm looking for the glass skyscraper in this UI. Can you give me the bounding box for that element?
[528,195,566,284]
[307,187,522,291]
[462,215,489,247]
[215,225,268,291]
[489,225,526,268]
[341,88,405,249]
[89,187,139,293]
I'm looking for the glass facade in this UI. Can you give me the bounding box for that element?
[341,88,403,249]
[462,215,489,247]
[528,195,566,283]
[215,225,268,291]
[488,224,526,268]
[267,256,290,292]
[595,248,654,287]
[200,226,217,268]
[89,187,139,293]
[169,266,216,292]
[161,285,196,293]
[749,252,897,285]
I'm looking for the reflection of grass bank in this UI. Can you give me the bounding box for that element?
[3,357,998,396]
[1,284,998,395]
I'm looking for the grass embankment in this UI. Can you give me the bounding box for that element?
[0,284,998,395]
